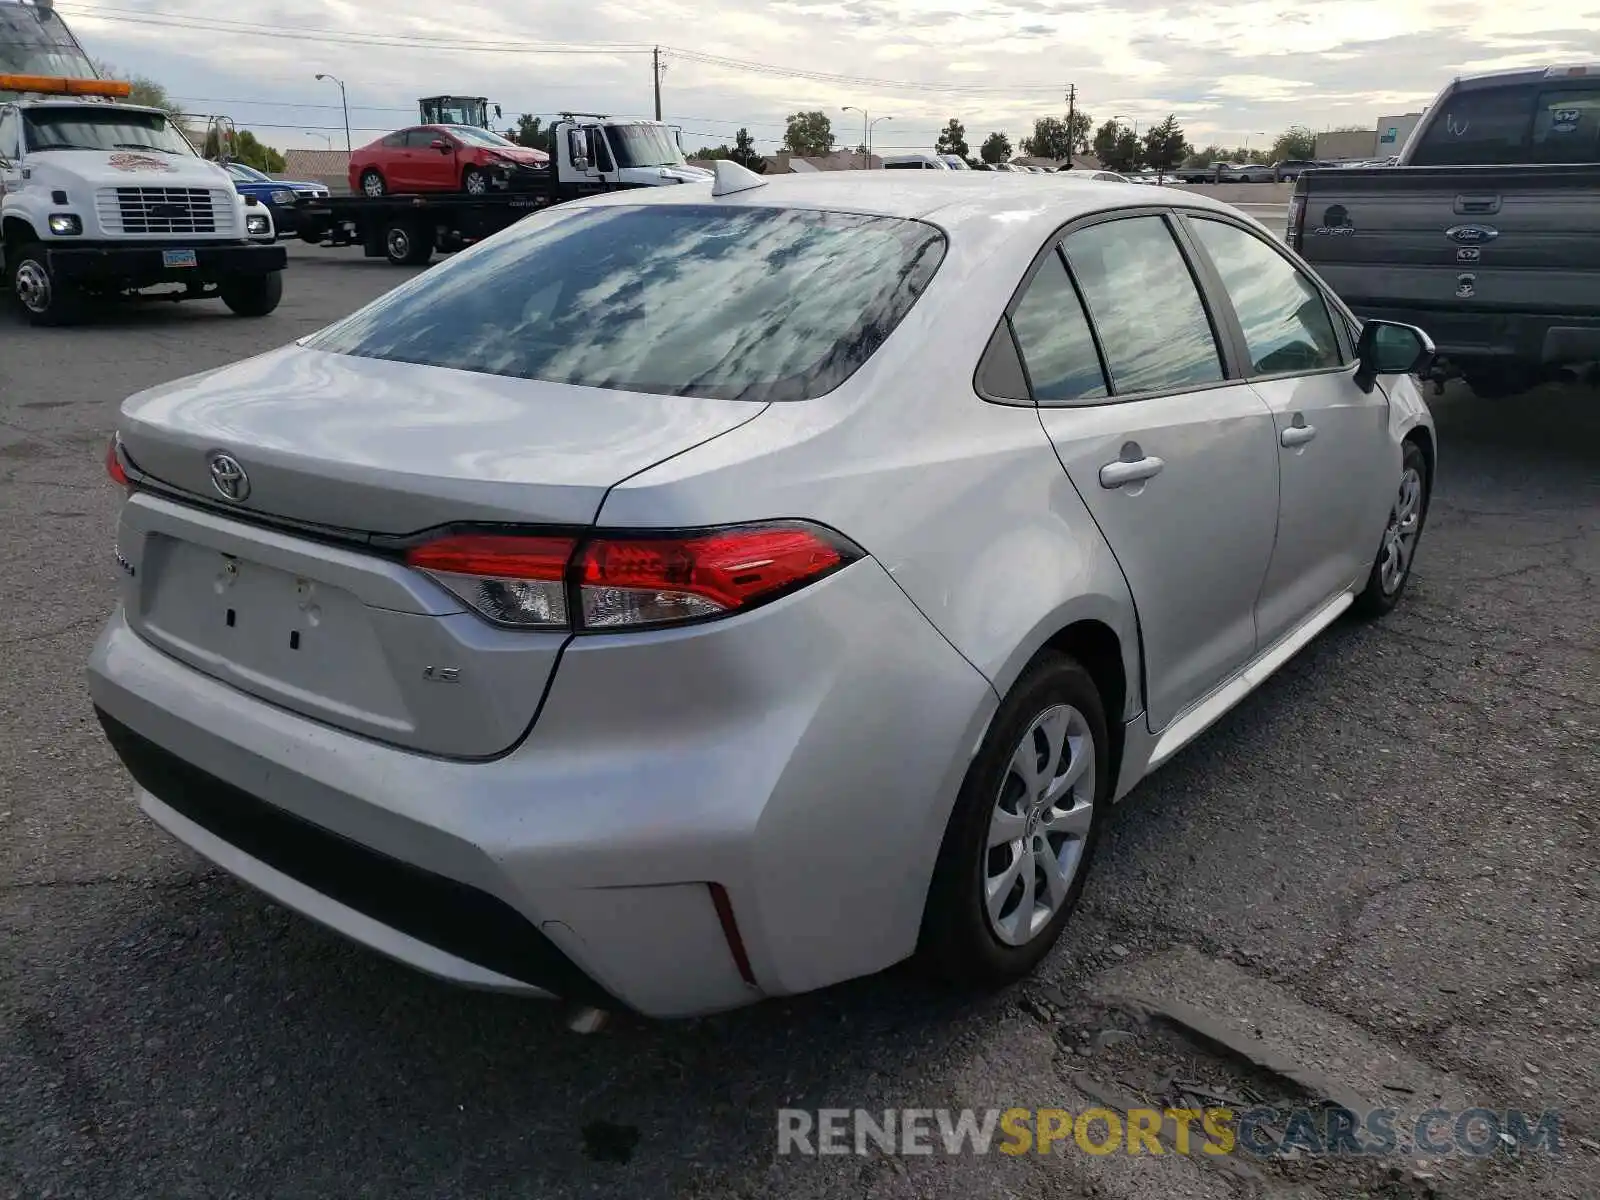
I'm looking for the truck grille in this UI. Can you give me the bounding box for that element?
[95,187,237,235]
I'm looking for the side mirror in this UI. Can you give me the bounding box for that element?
[568,127,592,172]
[1354,320,1436,392]
[430,138,452,153]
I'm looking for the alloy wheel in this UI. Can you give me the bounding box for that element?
[984,704,1096,947]
[1379,465,1424,595]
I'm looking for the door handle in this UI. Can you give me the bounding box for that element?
[1281,423,1318,447]
[1099,455,1165,488]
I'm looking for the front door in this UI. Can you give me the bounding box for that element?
[1020,213,1282,731]
[1180,215,1397,648]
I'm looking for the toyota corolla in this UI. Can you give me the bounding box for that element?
[89,167,1437,1018]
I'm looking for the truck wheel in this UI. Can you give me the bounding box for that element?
[360,170,387,197]
[9,244,83,326]
[462,166,489,196]
[219,271,284,317]
[383,222,433,266]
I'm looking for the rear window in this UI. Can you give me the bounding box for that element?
[307,204,947,403]
[1410,80,1600,165]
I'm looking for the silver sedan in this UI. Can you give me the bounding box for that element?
[90,169,1437,1017]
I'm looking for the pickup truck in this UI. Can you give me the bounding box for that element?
[1290,64,1600,397]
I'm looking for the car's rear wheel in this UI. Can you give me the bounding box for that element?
[1353,440,1430,618]
[920,651,1108,986]
[360,169,387,197]
[219,271,284,317]
[462,166,488,195]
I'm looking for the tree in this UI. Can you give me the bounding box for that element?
[730,128,766,173]
[1021,116,1072,160]
[1140,114,1190,181]
[1092,118,1143,173]
[979,131,1011,164]
[1066,108,1093,156]
[511,114,551,153]
[93,59,179,117]
[783,111,834,156]
[1270,125,1317,162]
[935,118,969,160]
[202,127,286,172]
[693,144,732,160]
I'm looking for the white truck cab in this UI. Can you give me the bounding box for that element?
[0,78,286,324]
[554,114,713,191]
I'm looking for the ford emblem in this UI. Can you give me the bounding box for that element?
[1445,224,1498,245]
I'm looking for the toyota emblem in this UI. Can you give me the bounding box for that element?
[208,452,250,502]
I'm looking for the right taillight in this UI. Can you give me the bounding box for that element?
[105,433,130,488]
[403,522,860,633]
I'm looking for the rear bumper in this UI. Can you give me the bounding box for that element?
[86,559,996,1018]
[1348,302,1600,368]
[46,242,287,287]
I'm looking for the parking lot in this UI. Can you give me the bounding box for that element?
[1,242,1596,1199]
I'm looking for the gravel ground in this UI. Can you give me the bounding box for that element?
[0,243,1595,1199]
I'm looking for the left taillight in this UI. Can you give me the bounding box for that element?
[403,522,860,633]
[105,433,130,488]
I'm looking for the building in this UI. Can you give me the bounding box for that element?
[1314,129,1377,161]
[1376,112,1424,153]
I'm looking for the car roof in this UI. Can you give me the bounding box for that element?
[563,169,1253,235]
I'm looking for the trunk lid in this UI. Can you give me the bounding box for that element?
[115,344,767,758]
[118,343,766,534]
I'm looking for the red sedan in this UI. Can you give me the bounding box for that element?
[348,125,550,196]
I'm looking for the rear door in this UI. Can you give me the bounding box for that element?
[1182,213,1396,647]
[1023,212,1281,731]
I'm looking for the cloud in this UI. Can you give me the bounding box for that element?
[65,0,1599,153]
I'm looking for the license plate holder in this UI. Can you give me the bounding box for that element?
[162,248,198,269]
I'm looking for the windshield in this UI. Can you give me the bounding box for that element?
[446,125,518,149]
[307,204,947,403]
[606,122,684,168]
[0,2,94,80]
[226,162,270,181]
[22,105,196,155]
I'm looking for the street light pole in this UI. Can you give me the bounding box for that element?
[315,73,351,154]
[305,131,332,150]
[869,114,893,166]
[842,105,869,168]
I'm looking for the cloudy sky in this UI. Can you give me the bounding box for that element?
[63,0,1600,154]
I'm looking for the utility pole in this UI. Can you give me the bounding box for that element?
[653,47,662,121]
[1065,82,1076,168]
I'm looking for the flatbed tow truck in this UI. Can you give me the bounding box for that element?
[295,106,711,265]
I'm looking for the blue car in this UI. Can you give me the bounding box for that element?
[220,162,330,237]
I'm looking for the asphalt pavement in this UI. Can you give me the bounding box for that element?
[0,243,1595,1199]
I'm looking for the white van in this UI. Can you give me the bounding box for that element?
[880,152,949,170]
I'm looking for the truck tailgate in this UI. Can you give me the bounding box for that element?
[1296,165,1600,313]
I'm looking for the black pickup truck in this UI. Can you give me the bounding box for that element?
[1291,65,1600,397]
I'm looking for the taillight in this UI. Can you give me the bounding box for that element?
[1287,194,1306,251]
[402,522,860,632]
[105,434,129,488]
[406,534,574,628]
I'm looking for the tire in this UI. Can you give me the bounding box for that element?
[919,651,1110,987]
[360,169,387,197]
[462,166,488,196]
[219,271,284,317]
[9,242,83,326]
[383,221,433,266]
[1353,439,1430,619]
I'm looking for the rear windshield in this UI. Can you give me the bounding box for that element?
[306,204,947,402]
[1410,79,1600,165]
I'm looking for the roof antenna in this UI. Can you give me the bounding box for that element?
[711,159,768,197]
